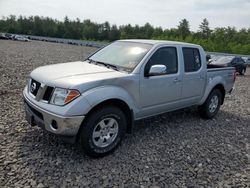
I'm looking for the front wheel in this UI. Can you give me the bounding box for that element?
[79,106,126,157]
[198,89,222,119]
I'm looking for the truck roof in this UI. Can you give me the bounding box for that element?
[119,39,201,48]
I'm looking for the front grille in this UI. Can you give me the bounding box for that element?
[30,79,41,96]
[42,86,54,101]
[29,78,54,102]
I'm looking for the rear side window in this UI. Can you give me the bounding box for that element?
[231,59,237,64]
[238,58,244,64]
[235,58,240,64]
[183,48,201,72]
[145,47,178,75]
[232,58,243,64]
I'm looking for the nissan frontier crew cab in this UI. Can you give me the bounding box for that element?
[23,40,236,157]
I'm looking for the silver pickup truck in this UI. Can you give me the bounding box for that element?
[23,40,235,157]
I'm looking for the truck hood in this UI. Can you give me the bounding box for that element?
[30,61,127,90]
[31,61,117,80]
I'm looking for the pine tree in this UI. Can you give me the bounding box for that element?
[199,18,211,38]
[177,19,190,39]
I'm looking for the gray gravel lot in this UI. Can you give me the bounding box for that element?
[0,40,250,187]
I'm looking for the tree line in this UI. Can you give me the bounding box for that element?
[0,15,250,55]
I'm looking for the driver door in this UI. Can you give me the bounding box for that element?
[139,46,182,117]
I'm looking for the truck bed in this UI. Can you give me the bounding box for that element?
[207,64,228,69]
[207,64,226,69]
[207,66,235,94]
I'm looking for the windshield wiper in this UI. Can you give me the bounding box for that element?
[88,59,119,71]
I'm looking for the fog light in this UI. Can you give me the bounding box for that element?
[50,120,58,131]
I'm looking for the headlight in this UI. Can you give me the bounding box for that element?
[50,88,80,106]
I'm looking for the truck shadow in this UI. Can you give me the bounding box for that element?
[19,107,249,157]
[17,108,250,186]
[19,107,201,155]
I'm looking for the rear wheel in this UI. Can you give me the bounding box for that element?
[198,89,222,119]
[79,106,126,157]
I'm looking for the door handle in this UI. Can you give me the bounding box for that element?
[173,78,181,83]
[200,75,205,80]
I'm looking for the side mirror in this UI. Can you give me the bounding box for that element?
[206,54,211,62]
[148,65,167,76]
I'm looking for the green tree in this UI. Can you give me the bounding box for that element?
[152,27,163,38]
[177,19,190,39]
[141,23,154,39]
[98,21,110,41]
[109,25,120,41]
[199,18,211,38]
[82,19,98,40]
[120,24,134,39]
[0,15,249,55]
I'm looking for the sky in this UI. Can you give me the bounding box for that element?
[0,0,249,31]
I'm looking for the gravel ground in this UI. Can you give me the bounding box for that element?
[0,40,250,188]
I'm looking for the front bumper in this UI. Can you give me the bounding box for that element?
[23,93,85,137]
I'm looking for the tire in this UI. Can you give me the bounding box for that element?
[79,106,126,157]
[198,89,222,119]
[240,68,246,75]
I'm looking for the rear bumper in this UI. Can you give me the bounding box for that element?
[23,93,85,137]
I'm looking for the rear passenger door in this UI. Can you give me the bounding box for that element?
[182,47,206,104]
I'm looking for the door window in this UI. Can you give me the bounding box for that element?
[183,48,201,72]
[144,47,178,76]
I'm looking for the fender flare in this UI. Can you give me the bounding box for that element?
[81,85,138,111]
[80,86,138,133]
[199,76,226,105]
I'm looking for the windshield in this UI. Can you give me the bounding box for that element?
[211,56,234,65]
[88,41,152,72]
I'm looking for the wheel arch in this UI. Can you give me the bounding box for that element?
[199,77,226,106]
[79,98,134,138]
[213,84,226,104]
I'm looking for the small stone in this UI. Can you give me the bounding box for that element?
[56,158,62,165]
[30,180,37,186]
[37,183,44,188]
[8,152,15,156]
[235,173,241,177]
[102,175,107,179]
[7,172,15,176]
[198,163,203,168]
[245,154,250,160]
[4,160,16,165]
